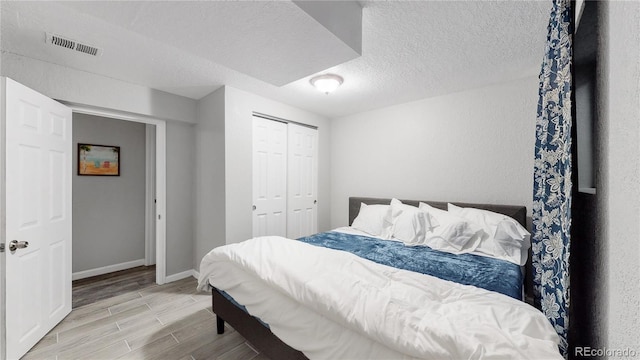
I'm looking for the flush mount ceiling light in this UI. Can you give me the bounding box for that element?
[310,74,344,94]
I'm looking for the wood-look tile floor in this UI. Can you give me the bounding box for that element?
[23,267,265,360]
[71,266,158,309]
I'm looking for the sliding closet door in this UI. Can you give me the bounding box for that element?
[252,116,288,237]
[287,123,318,238]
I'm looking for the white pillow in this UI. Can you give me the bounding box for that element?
[351,203,393,238]
[418,203,484,254]
[493,220,531,266]
[447,203,531,265]
[387,199,437,244]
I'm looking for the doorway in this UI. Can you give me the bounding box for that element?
[72,114,151,287]
[0,79,168,359]
[64,102,167,285]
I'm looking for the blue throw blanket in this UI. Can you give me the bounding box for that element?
[298,230,523,300]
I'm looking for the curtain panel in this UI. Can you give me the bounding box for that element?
[531,0,573,356]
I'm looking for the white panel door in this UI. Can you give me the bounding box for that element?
[4,78,72,359]
[287,123,318,238]
[252,117,287,237]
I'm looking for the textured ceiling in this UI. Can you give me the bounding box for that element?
[0,1,551,118]
[55,1,362,86]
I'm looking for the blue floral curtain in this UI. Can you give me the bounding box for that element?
[531,0,573,356]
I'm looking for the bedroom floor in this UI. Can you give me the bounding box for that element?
[22,267,266,360]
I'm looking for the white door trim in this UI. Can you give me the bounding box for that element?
[144,125,156,266]
[60,102,168,285]
[1,77,7,360]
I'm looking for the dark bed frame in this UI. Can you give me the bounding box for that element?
[211,197,531,360]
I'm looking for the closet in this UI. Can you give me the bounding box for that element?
[252,115,318,239]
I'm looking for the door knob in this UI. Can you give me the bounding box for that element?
[252,205,257,211]
[9,240,29,252]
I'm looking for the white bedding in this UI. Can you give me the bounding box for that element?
[198,236,562,360]
[332,225,393,239]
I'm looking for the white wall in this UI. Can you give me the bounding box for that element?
[224,86,332,245]
[0,76,6,360]
[165,121,196,275]
[0,53,196,124]
[72,114,146,273]
[192,85,331,267]
[194,87,226,267]
[330,76,538,228]
[1,53,198,279]
[598,1,640,353]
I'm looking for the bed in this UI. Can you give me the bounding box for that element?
[197,197,561,359]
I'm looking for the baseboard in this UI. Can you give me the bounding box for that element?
[193,270,200,279]
[165,269,197,283]
[72,259,146,281]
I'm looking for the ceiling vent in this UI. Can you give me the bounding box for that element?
[45,33,102,57]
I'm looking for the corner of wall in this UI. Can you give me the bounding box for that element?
[222,86,332,244]
[194,86,226,270]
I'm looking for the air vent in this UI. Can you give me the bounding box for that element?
[45,33,102,57]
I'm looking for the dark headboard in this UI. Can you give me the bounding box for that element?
[349,197,527,228]
[348,197,533,304]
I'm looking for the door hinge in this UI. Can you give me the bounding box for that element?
[0,243,4,252]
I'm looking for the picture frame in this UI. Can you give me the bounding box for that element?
[78,143,120,176]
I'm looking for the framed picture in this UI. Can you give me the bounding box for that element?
[78,143,120,176]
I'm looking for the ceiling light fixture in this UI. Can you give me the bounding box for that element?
[310,74,344,94]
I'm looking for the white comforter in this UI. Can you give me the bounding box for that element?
[198,236,562,360]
